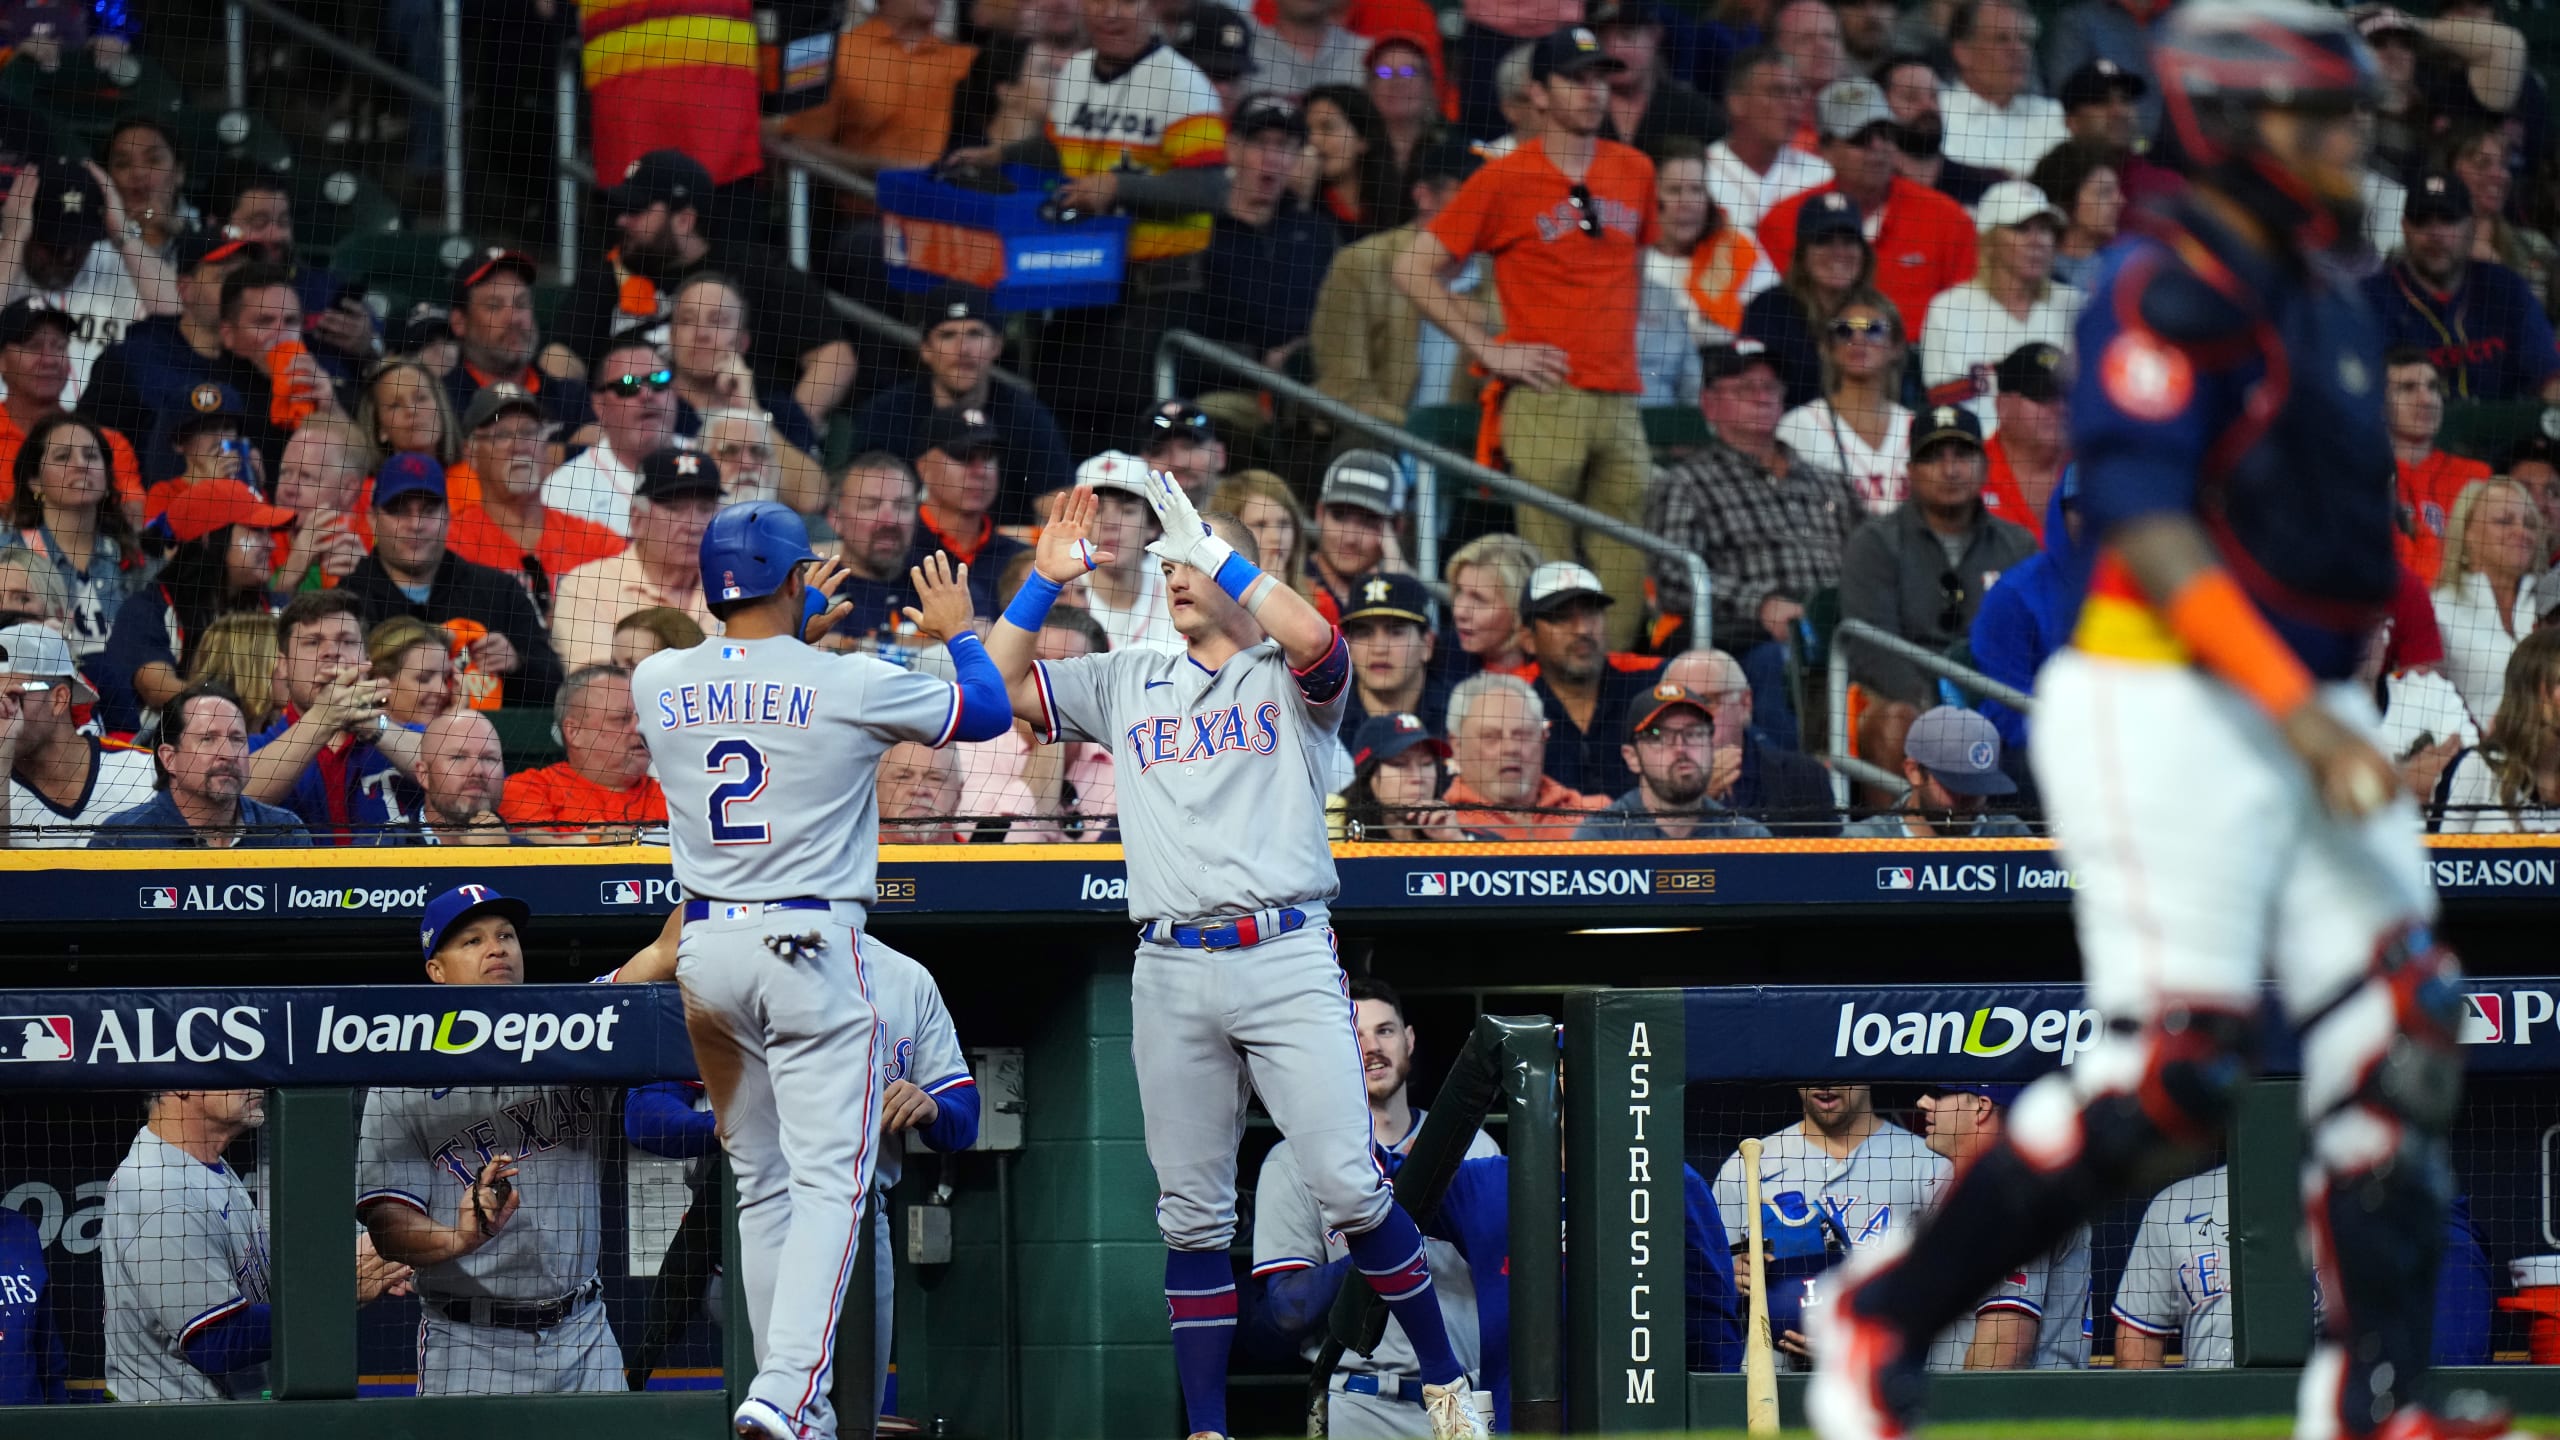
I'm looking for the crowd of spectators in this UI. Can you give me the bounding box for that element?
[10,0,2560,844]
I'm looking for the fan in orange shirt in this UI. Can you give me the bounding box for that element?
[2385,346,2492,586]
[0,299,145,516]
[496,665,667,841]
[442,385,625,622]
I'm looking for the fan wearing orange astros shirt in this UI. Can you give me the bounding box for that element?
[442,385,623,625]
[496,665,666,842]
[2385,346,2491,586]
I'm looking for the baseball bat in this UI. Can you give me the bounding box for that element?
[1739,1137,1779,1437]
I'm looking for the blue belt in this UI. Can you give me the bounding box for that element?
[682,898,832,922]
[1142,905,1306,951]
[1332,1373,1424,1404]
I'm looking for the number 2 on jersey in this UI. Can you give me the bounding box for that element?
[705,738,771,844]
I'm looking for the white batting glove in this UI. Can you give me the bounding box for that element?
[1140,467,1235,576]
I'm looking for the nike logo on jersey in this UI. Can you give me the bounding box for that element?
[2182,1211,2213,1226]
[1126,701,1282,772]
[431,1088,454,1100]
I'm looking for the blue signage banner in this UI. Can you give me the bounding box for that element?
[0,984,694,1089]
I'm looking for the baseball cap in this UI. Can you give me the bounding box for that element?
[1912,402,1986,456]
[1521,559,1614,618]
[395,300,454,354]
[1318,450,1400,516]
[918,405,1001,461]
[1816,77,1894,142]
[921,283,996,336]
[174,229,256,274]
[1350,711,1450,769]
[2058,56,2148,111]
[1232,93,1310,142]
[0,297,71,347]
[2356,4,2422,40]
[1172,1,1257,79]
[2509,413,2560,471]
[635,446,724,504]
[170,380,247,440]
[1975,180,2066,234]
[1409,132,1485,188]
[1994,342,2066,404]
[372,452,449,510]
[1364,29,1435,71]
[420,883,532,962]
[1625,680,1711,735]
[454,247,537,305]
[1340,571,1433,627]
[1529,25,1626,81]
[603,148,712,215]
[0,621,95,704]
[2407,169,2473,225]
[29,157,103,252]
[1141,399,1217,453]
[463,381,547,433]
[1075,448,1153,499]
[1799,190,1864,243]
[1586,0,1660,30]
[166,477,295,543]
[1700,337,1780,385]
[1926,1080,2025,1107]
[1904,705,2017,796]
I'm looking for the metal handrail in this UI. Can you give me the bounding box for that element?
[226,0,464,234]
[1825,617,2036,798]
[1152,329,1713,647]
[1823,751,1907,795]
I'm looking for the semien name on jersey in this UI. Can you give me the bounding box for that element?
[653,680,820,730]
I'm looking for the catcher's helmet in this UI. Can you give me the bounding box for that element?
[2156,0,2380,170]
[699,500,817,604]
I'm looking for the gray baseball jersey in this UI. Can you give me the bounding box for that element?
[868,940,973,1194]
[1033,635,1347,923]
[101,1126,270,1402]
[2111,1165,2230,1369]
[1963,1226,2092,1369]
[1710,1120,1950,1256]
[635,636,968,906]
[1251,1115,1502,1381]
[355,1084,607,1302]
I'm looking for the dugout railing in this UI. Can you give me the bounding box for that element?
[1565,984,2560,1432]
[0,982,897,1438]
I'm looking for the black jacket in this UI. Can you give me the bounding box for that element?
[339,550,565,708]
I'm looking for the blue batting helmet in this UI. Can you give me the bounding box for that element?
[700,501,818,604]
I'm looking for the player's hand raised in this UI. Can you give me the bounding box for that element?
[464,1154,522,1245]
[802,554,856,644]
[1034,487,1112,584]
[902,552,978,646]
[2282,706,2401,821]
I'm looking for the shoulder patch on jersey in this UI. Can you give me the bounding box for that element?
[2099,330,2194,422]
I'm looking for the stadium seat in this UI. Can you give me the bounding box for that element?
[0,49,180,149]
[170,104,294,175]
[2438,398,2552,468]
[286,163,401,261]
[331,228,482,328]
[1641,404,1712,459]
[485,706,565,772]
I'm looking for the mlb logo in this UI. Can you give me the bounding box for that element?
[599,880,645,906]
[139,886,178,910]
[0,1016,72,1062]
[1877,868,1916,891]
[1406,872,1449,897]
[721,645,749,660]
[2460,993,2504,1045]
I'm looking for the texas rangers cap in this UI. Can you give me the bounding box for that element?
[0,297,72,348]
[2057,56,2148,111]
[1624,680,1711,735]
[1172,0,1257,79]
[373,451,450,511]
[421,883,532,961]
[1904,705,2017,796]
[463,381,547,433]
[2407,168,2473,225]
[1529,25,1626,81]
[0,621,96,704]
[1994,342,2066,404]
[1700,337,1780,385]
[917,405,1000,461]
[1521,559,1614,617]
[635,446,725,504]
[1926,1080,2025,1107]
[1816,77,1894,142]
[1075,448,1153,500]
[1340,571,1433,628]
[1912,402,1986,456]
[1351,711,1451,769]
[1318,450,1400,516]
[920,283,996,337]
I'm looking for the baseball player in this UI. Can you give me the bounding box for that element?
[1713,1085,1947,1367]
[356,884,678,1395]
[2110,1164,2230,1371]
[1808,5,2504,1437]
[972,481,1492,1440]
[109,1088,413,1401]
[623,927,981,1409]
[633,500,1011,1440]
[1252,977,1499,1438]
[1912,1084,2088,1371]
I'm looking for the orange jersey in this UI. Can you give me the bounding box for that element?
[0,412,144,511]
[446,503,627,579]
[1427,137,1657,395]
[499,762,669,831]
[1981,435,2048,544]
[2395,450,2492,586]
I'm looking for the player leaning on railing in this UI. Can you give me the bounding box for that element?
[1808,3,2517,1439]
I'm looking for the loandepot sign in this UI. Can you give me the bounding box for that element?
[1832,999,2106,1065]
[313,1002,624,1064]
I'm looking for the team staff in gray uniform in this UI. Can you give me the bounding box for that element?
[105,1089,414,1401]
[1913,1083,2090,1371]
[2111,1164,2230,1371]
[356,884,679,1395]
[973,480,1492,1440]
[1252,977,1501,1438]
[1715,1085,1948,1367]
[636,500,1012,1440]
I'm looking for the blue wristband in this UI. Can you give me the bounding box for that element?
[1001,571,1064,632]
[1211,550,1265,604]
[800,587,828,631]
